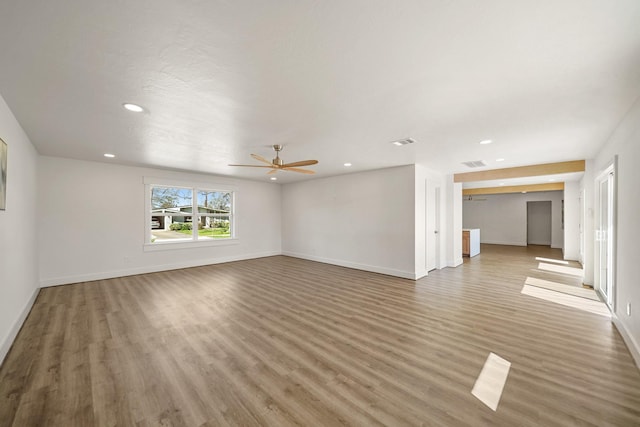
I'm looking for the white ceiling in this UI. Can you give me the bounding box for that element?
[1,1,639,184]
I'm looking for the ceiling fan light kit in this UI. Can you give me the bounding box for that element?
[229,145,318,175]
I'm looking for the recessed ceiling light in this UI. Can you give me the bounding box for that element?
[479,139,493,145]
[104,153,115,158]
[390,138,415,146]
[499,183,505,186]
[123,103,145,113]
[522,191,527,194]
[496,158,505,162]
[344,163,352,167]
[270,177,277,181]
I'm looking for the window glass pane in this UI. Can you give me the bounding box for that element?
[197,190,232,240]
[150,187,193,243]
[197,216,231,239]
[197,190,231,212]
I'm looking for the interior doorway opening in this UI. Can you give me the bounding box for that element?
[527,201,552,246]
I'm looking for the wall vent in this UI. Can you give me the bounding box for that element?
[462,160,487,168]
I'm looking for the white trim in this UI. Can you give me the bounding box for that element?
[282,251,417,280]
[480,240,527,246]
[612,314,640,370]
[447,257,463,268]
[594,158,617,310]
[0,287,39,366]
[144,238,239,252]
[415,269,428,280]
[39,251,281,288]
[145,182,236,246]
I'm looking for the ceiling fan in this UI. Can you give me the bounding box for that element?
[229,145,318,174]
[464,195,487,201]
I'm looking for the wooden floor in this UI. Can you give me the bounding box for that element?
[1,245,639,426]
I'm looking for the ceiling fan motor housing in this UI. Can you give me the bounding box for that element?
[272,144,284,166]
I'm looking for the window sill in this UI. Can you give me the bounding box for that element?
[144,238,240,252]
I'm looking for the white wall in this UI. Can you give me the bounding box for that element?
[462,191,564,248]
[38,157,282,286]
[592,95,640,367]
[0,94,39,364]
[281,166,418,279]
[581,160,595,284]
[563,181,580,261]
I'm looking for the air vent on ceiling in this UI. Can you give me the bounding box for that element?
[390,138,415,146]
[462,160,487,168]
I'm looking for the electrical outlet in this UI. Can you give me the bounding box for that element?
[627,303,631,317]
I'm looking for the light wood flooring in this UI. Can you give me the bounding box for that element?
[1,245,639,426]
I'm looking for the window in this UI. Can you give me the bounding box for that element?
[145,180,235,247]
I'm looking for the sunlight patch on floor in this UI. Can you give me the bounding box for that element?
[535,256,569,265]
[521,285,610,317]
[537,262,584,278]
[471,352,511,411]
[525,277,599,301]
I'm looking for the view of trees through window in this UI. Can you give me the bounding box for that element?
[150,186,233,243]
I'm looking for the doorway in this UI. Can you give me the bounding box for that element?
[595,162,616,309]
[527,201,552,246]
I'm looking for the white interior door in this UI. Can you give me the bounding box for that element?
[596,166,615,308]
[425,182,440,272]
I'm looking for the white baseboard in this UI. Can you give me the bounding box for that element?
[0,286,39,366]
[447,257,463,268]
[612,314,640,370]
[481,240,527,247]
[39,251,281,287]
[282,251,416,280]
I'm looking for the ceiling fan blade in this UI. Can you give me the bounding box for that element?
[228,164,275,168]
[251,154,274,166]
[281,160,318,168]
[266,169,278,175]
[282,167,315,174]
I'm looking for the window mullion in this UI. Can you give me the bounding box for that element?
[192,188,198,241]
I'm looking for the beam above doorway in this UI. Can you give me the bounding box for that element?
[463,182,564,196]
[454,160,585,183]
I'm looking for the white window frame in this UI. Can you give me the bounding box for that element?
[143,177,238,251]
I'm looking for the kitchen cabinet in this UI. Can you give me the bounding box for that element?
[462,229,480,257]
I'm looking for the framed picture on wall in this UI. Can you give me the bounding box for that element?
[0,138,6,210]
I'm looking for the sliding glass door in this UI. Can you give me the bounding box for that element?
[595,163,615,309]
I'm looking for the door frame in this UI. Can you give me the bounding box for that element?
[594,157,617,310]
[425,180,441,272]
